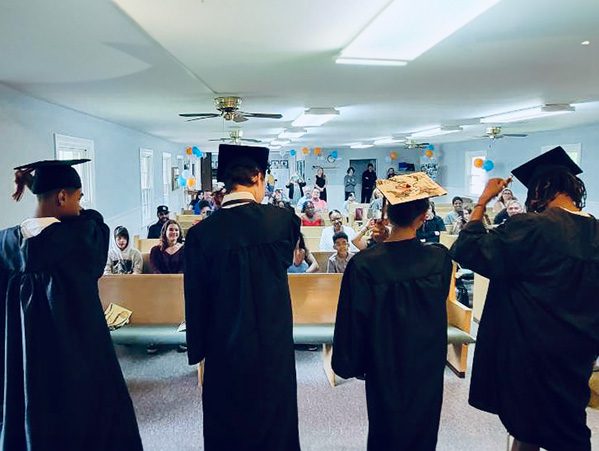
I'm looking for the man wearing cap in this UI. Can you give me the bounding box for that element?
[148,205,170,238]
[0,160,142,449]
[333,172,452,450]
[450,146,599,451]
[184,144,301,450]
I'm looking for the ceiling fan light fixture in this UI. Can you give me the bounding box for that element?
[374,137,406,145]
[350,143,374,149]
[480,104,575,124]
[278,128,308,139]
[339,0,501,62]
[335,57,407,66]
[292,108,340,127]
[409,126,462,139]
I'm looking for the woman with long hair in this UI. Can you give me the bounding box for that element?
[149,219,185,274]
[287,233,319,273]
[315,166,327,202]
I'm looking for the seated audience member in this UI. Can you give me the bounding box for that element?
[451,207,472,235]
[327,232,354,273]
[506,199,524,217]
[444,196,463,225]
[147,205,170,238]
[301,201,324,226]
[193,199,212,216]
[352,219,390,251]
[104,226,143,274]
[287,233,319,273]
[493,188,515,213]
[296,185,312,211]
[320,210,359,252]
[386,167,396,179]
[310,187,327,213]
[417,201,446,243]
[367,189,384,219]
[344,192,356,214]
[333,173,451,450]
[212,185,226,210]
[190,190,204,210]
[149,219,185,274]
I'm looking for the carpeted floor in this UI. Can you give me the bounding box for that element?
[117,343,599,451]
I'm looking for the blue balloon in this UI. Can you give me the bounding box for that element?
[178,176,187,187]
[289,149,297,156]
[483,159,495,171]
[331,150,338,158]
[427,144,435,150]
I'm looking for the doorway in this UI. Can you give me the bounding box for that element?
[349,158,377,203]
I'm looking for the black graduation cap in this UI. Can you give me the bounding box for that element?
[511,146,582,189]
[13,159,89,195]
[216,144,269,182]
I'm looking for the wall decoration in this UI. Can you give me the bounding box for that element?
[269,159,289,170]
[420,161,439,180]
[302,147,310,155]
[171,167,181,190]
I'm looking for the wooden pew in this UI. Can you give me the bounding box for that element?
[99,272,474,386]
[300,226,325,239]
[311,251,333,273]
[137,238,160,253]
[439,232,457,249]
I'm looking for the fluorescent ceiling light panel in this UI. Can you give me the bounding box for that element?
[335,57,407,66]
[480,104,575,124]
[270,139,290,146]
[374,137,406,145]
[339,0,501,63]
[278,128,307,139]
[350,143,374,149]
[410,126,462,138]
[292,108,340,127]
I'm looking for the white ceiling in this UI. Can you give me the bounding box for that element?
[2,0,599,150]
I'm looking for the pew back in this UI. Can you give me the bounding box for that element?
[289,274,342,323]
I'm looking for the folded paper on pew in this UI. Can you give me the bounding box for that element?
[104,303,133,330]
[177,321,186,333]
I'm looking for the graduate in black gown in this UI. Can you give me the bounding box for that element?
[0,160,142,450]
[450,147,599,451]
[332,173,452,451]
[184,145,301,451]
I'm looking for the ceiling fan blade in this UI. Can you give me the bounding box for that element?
[240,112,283,119]
[208,138,229,142]
[185,117,215,122]
[232,113,248,123]
[504,133,527,138]
[241,138,262,143]
[179,113,220,118]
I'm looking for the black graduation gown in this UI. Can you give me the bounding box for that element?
[0,210,142,451]
[450,209,599,451]
[184,203,301,451]
[332,239,451,451]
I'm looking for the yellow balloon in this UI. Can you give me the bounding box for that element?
[473,158,484,168]
[425,150,433,158]
[314,147,322,155]
[187,177,196,187]
[302,147,310,155]
[186,147,193,155]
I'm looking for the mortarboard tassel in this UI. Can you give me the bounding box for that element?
[12,169,33,202]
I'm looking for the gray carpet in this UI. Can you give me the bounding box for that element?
[117,344,599,450]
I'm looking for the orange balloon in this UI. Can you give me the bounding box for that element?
[187,177,196,188]
[425,150,433,158]
[314,147,322,155]
[473,158,484,168]
[390,151,398,161]
[302,147,310,155]
[186,147,193,155]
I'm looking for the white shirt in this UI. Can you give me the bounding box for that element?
[221,191,256,209]
[20,217,60,239]
[319,225,359,252]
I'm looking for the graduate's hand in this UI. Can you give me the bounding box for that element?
[478,177,511,205]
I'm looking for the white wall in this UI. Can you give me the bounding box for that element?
[438,123,599,215]
[0,83,186,235]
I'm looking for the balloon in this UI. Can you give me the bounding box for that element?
[314,147,322,155]
[302,147,310,155]
[192,146,202,157]
[425,150,434,158]
[331,150,338,158]
[427,144,435,150]
[185,147,193,155]
[178,176,187,187]
[483,160,495,171]
[290,149,297,156]
[187,177,196,188]
[390,151,398,161]
[473,158,484,168]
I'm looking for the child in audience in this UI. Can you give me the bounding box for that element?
[149,219,185,274]
[344,192,356,214]
[287,233,319,273]
[327,232,354,273]
[301,201,324,226]
[104,225,143,274]
[416,201,446,243]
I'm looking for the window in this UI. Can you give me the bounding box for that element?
[140,148,154,226]
[162,152,172,205]
[542,143,581,165]
[465,151,488,197]
[54,134,95,208]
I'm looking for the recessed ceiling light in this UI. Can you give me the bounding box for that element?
[292,108,340,127]
[278,128,308,139]
[339,0,501,64]
[480,104,575,124]
[374,137,406,145]
[409,126,463,138]
[581,40,591,46]
[350,143,374,149]
[335,57,407,67]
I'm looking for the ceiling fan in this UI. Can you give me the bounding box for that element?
[179,96,283,123]
[403,139,430,149]
[479,126,528,140]
[208,129,262,144]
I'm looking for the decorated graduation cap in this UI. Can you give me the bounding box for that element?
[216,144,269,182]
[12,159,89,201]
[511,146,582,189]
[376,172,447,205]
